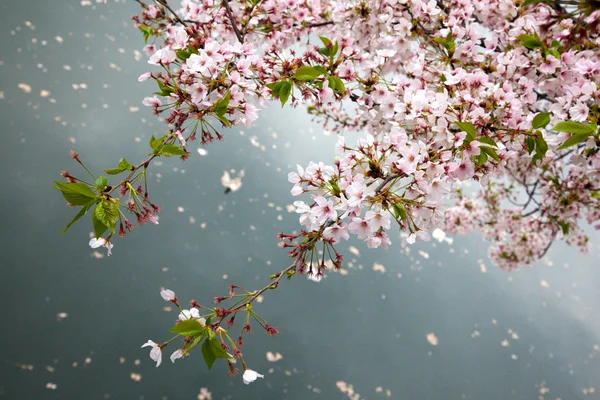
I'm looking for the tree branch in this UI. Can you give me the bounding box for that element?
[222,0,244,43]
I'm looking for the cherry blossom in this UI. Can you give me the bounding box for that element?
[141,340,162,367]
[242,369,264,385]
[88,238,113,256]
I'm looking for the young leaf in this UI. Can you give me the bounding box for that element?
[168,319,206,336]
[526,137,536,154]
[478,137,498,147]
[558,221,570,235]
[95,176,109,190]
[455,121,477,141]
[552,121,596,135]
[94,200,119,234]
[294,66,323,81]
[517,33,543,50]
[53,181,97,206]
[521,0,552,7]
[176,49,192,60]
[557,132,592,150]
[209,338,230,358]
[279,81,292,107]
[92,210,109,239]
[104,159,133,175]
[202,338,216,370]
[266,81,284,96]
[476,151,488,166]
[328,76,345,96]
[216,114,232,127]
[480,146,500,162]
[532,112,551,129]
[160,144,187,157]
[61,200,95,234]
[213,92,231,116]
[392,203,407,221]
[319,36,332,48]
[182,335,204,356]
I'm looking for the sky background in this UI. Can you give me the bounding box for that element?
[1,1,600,399]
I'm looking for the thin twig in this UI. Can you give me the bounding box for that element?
[155,0,187,26]
[375,173,403,193]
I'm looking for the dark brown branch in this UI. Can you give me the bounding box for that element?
[222,0,244,43]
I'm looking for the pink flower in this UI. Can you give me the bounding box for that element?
[148,48,176,65]
[453,160,475,181]
[138,72,152,82]
[142,96,162,107]
[323,223,350,243]
[348,217,372,240]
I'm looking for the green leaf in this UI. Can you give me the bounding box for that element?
[294,66,323,81]
[150,134,165,152]
[169,319,206,336]
[314,65,328,74]
[319,36,332,48]
[558,221,570,235]
[552,121,596,135]
[53,181,97,206]
[535,136,548,155]
[532,112,551,129]
[279,81,292,107]
[456,121,477,141]
[214,91,231,116]
[183,335,204,356]
[432,32,455,52]
[95,176,109,190]
[202,338,216,370]
[546,48,561,59]
[480,146,500,162]
[331,41,339,58]
[392,203,407,221]
[328,76,345,96]
[61,200,95,234]
[104,159,133,175]
[267,81,285,100]
[92,210,108,239]
[517,33,543,50]
[478,137,498,147]
[216,114,232,127]
[156,80,173,94]
[93,200,119,235]
[176,49,192,60]
[160,144,187,157]
[526,137,535,154]
[557,132,592,150]
[521,0,552,7]
[209,338,229,358]
[476,151,488,166]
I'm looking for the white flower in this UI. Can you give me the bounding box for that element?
[160,289,176,302]
[242,369,264,384]
[89,237,113,256]
[178,308,201,321]
[141,340,162,367]
[177,309,206,326]
[170,349,184,363]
